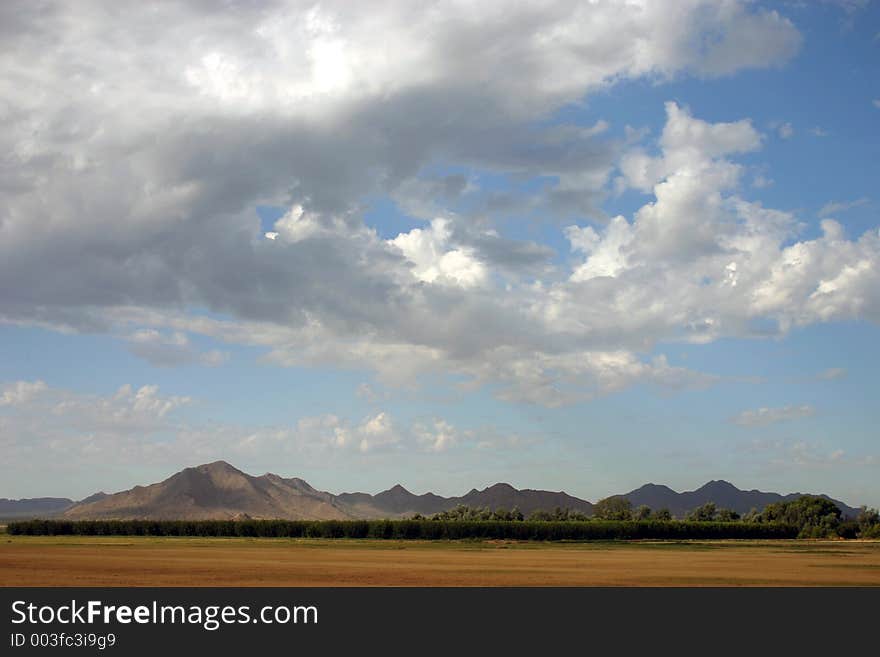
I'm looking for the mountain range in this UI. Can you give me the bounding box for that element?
[0,461,861,521]
[0,497,77,519]
[615,480,861,519]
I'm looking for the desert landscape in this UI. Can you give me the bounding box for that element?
[3,534,879,587]
[3,1,878,606]
[4,459,878,587]
[0,461,862,522]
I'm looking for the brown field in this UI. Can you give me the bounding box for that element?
[2,535,880,586]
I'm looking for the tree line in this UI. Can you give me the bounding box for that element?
[7,496,878,540]
[417,495,880,539]
[6,518,797,540]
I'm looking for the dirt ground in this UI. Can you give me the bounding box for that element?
[2,536,879,586]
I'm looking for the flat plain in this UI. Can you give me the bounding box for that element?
[2,535,880,586]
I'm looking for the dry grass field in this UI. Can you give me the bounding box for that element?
[2,535,880,586]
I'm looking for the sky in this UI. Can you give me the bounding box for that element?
[1,0,878,507]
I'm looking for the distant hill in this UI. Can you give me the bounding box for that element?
[0,497,74,519]
[455,483,593,516]
[619,480,861,519]
[61,461,595,520]
[10,462,858,521]
[63,462,353,520]
[338,482,594,517]
[337,484,449,517]
[78,492,109,505]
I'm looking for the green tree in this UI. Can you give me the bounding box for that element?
[741,508,760,523]
[592,497,633,521]
[755,496,841,538]
[634,505,652,520]
[717,508,740,522]
[492,508,512,522]
[654,508,672,521]
[856,506,880,538]
[685,502,718,522]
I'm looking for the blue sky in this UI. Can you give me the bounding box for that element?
[1,1,878,507]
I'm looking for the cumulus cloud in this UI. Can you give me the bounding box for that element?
[52,384,191,431]
[0,0,803,309]
[4,1,874,410]
[619,101,762,194]
[126,329,229,367]
[291,412,474,455]
[15,98,875,409]
[0,380,48,406]
[778,122,794,139]
[356,412,399,452]
[732,405,816,427]
[414,420,461,453]
[0,380,480,485]
[0,381,191,466]
[564,103,880,347]
[390,218,488,288]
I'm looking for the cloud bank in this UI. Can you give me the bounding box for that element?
[3,1,877,407]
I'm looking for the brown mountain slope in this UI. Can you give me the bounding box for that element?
[59,461,860,521]
[61,462,599,520]
[63,461,352,520]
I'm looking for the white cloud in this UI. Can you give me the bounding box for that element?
[390,218,488,288]
[18,99,875,409]
[0,379,477,476]
[873,99,880,109]
[56,383,191,428]
[567,217,633,281]
[288,411,474,455]
[0,381,191,466]
[126,329,229,367]
[818,197,870,218]
[294,414,351,450]
[4,2,874,411]
[357,412,399,452]
[0,380,48,406]
[778,122,794,139]
[564,104,880,351]
[619,102,762,194]
[414,419,460,453]
[732,405,815,427]
[269,204,358,244]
